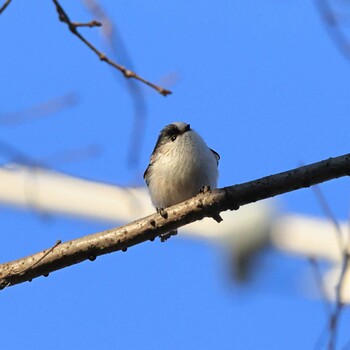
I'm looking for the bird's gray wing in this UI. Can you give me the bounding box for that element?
[143,163,152,186]
[210,149,220,166]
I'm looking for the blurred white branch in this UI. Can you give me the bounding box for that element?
[0,163,275,242]
[271,215,345,263]
[272,215,350,304]
[0,164,276,284]
[1,157,350,300]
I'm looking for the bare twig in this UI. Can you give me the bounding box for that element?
[309,257,332,317]
[314,322,329,350]
[312,185,344,254]
[82,0,148,168]
[82,0,112,40]
[311,182,350,349]
[43,144,102,166]
[328,253,350,350]
[52,0,171,96]
[0,138,46,168]
[0,0,11,15]
[72,19,101,27]
[315,0,350,61]
[1,153,350,289]
[0,93,78,126]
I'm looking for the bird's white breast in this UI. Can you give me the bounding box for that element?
[147,130,218,208]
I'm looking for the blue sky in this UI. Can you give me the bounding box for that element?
[1,1,350,349]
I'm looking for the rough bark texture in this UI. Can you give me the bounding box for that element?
[1,153,350,289]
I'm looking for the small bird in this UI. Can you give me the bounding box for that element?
[144,122,220,241]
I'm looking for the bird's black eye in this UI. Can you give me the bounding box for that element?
[171,135,177,141]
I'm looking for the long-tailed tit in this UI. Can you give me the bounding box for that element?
[144,122,220,241]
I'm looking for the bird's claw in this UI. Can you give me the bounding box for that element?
[160,230,178,242]
[199,185,211,194]
[156,207,168,219]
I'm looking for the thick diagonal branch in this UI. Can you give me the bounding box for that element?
[1,153,350,289]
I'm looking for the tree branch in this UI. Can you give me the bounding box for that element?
[0,93,78,126]
[0,0,11,15]
[72,19,101,28]
[52,0,171,96]
[328,252,350,349]
[1,153,350,289]
[314,0,350,62]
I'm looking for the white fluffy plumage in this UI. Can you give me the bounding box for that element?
[144,122,219,231]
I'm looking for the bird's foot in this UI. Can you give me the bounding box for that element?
[199,185,211,194]
[199,186,223,223]
[156,207,168,219]
[160,230,178,242]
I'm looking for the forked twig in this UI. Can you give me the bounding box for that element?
[52,0,171,96]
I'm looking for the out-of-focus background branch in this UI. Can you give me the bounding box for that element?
[1,154,349,289]
[0,0,11,15]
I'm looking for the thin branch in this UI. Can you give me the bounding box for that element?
[310,178,350,349]
[0,138,46,168]
[82,0,112,39]
[314,321,329,350]
[0,93,78,126]
[309,169,350,349]
[82,0,148,169]
[312,185,344,254]
[311,184,350,350]
[52,0,171,96]
[1,153,350,289]
[328,253,350,350]
[0,0,11,15]
[314,0,350,62]
[42,144,102,166]
[82,0,149,169]
[309,257,332,317]
[72,19,101,27]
